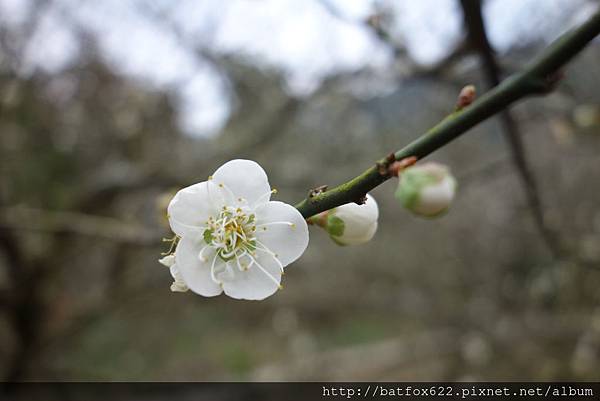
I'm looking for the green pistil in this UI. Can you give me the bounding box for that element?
[203,229,214,245]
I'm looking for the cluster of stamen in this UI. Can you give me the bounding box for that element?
[204,206,257,261]
[193,183,300,290]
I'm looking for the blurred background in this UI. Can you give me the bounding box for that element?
[1,0,600,381]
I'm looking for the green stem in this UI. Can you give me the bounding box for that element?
[295,10,600,219]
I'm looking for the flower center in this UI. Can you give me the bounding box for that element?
[195,186,293,290]
[204,206,256,261]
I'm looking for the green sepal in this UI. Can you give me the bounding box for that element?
[394,170,437,209]
[326,215,345,237]
[330,235,347,246]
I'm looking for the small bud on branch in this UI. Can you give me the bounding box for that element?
[455,85,477,111]
[388,156,418,177]
[395,162,457,218]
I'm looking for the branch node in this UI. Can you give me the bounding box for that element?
[308,185,328,199]
[388,156,418,177]
[354,195,368,205]
[376,152,397,176]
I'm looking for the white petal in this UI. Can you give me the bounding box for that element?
[222,253,282,300]
[158,254,175,267]
[212,159,271,206]
[170,282,189,292]
[332,194,379,245]
[254,201,309,267]
[167,181,226,237]
[169,264,189,292]
[415,177,456,216]
[334,194,379,226]
[175,236,223,297]
[335,222,378,245]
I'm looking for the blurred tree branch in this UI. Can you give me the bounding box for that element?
[0,206,160,245]
[459,0,560,256]
[0,227,48,381]
[0,0,52,71]
[295,9,600,218]
[317,0,469,79]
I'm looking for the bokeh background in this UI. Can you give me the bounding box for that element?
[1,0,600,381]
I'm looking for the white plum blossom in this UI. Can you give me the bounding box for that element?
[163,159,309,300]
[310,194,379,246]
[395,162,456,217]
[158,254,188,293]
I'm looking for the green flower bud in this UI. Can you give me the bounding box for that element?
[395,162,456,217]
[324,194,379,246]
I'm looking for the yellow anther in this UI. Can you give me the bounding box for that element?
[208,175,213,180]
[278,284,283,290]
[271,188,278,194]
[290,223,296,229]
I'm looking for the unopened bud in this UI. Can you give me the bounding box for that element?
[323,194,379,246]
[395,162,456,217]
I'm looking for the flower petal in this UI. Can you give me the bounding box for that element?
[334,194,379,224]
[212,159,271,206]
[254,201,309,267]
[169,264,189,292]
[168,181,226,237]
[175,236,223,297]
[158,254,175,267]
[331,194,379,245]
[221,253,282,300]
[334,222,378,245]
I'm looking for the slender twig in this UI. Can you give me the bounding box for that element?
[295,10,600,219]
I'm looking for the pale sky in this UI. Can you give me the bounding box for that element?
[0,0,595,137]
